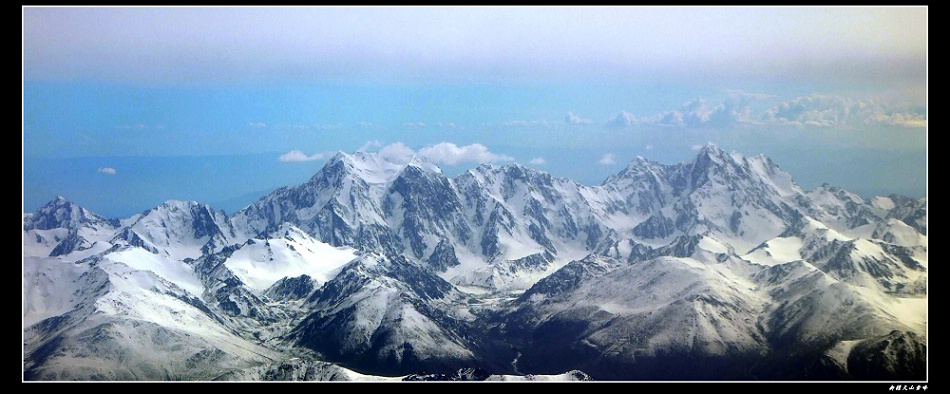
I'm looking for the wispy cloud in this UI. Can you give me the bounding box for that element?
[312,123,343,130]
[724,89,776,101]
[357,121,382,129]
[259,122,344,130]
[114,124,161,130]
[501,119,551,128]
[529,157,546,165]
[598,153,616,165]
[97,167,117,175]
[278,149,327,162]
[289,123,342,130]
[565,112,592,125]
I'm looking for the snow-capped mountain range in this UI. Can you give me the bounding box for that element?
[22,143,927,381]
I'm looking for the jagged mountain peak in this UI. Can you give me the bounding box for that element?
[24,196,114,231]
[680,144,802,195]
[136,200,226,225]
[147,199,210,212]
[602,155,670,186]
[318,149,443,186]
[50,195,69,205]
[473,161,570,185]
[811,182,865,202]
[695,141,725,154]
[689,142,743,170]
[119,198,236,259]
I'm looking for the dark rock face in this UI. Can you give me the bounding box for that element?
[263,275,317,301]
[632,213,675,239]
[190,243,273,321]
[49,230,92,257]
[24,196,115,232]
[848,331,927,380]
[291,254,481,376]
[883,194,927,234]
[518,256,619,300]
[110,228,159,254]
[426,238,461,272]
[402,367,492,381]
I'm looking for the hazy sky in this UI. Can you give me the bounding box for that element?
[22,6,928,218]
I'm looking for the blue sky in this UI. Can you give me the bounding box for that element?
[23,6,928,218]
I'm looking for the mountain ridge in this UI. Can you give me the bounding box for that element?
[23,144,927,381]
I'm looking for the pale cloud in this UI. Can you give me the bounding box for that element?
[357,121,382,128]
[607,111,638,128]
[22,7,926,87]
[755,94,927,128]
[114,124,148,130]
[418,142,514,166]
[278,149,326,162]
[309,123,344,130]
[529,157,546,165]
[875,112,927,128]
[607,97,750,129]
[378,142,416,164]
[247,122,267,128]
[502,119,550,127]
[598,153,616,165]
[640,97,748,129]
[405,122,427,128]
[656,110,686,128]
[724,89,776,101]
[605,91,925,130]
[691,144,703,151]
[97,167,116,175]
[358,139,383,152]
[565,112,592,125]
[272,122,344,130]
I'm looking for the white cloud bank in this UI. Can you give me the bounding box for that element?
[607,111,638,128]
[378,142,417,164]
[417,142,514,166]
[754,94,927,128]
[607,92,926,129]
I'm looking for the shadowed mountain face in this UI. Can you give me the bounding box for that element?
[23,143,926,381]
